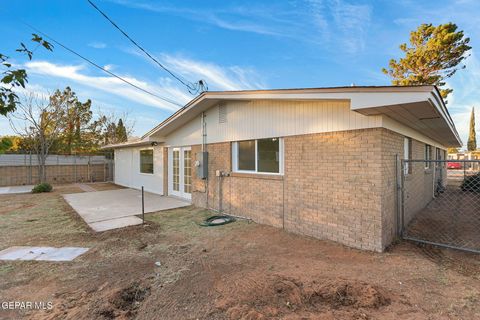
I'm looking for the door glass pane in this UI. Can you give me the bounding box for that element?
[184,150,192,194]
[238,140,255,171]
[173,150,179,191]
[257,138,279,173]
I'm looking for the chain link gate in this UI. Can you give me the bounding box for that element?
[399,159,480,253]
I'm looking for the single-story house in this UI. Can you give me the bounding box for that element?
[105,85,461,252]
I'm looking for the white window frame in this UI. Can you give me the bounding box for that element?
[232,138,284,175]
[139,148,154,175]
[425,144,432,169]
[404,137,411,175]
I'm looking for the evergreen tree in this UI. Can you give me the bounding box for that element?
[116,118,128,143]
[383,23,471,101]
[467,107,477,151]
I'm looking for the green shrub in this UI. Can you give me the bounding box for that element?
[32,183,53,193]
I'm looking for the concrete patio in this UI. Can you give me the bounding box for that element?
[63,188,191,232]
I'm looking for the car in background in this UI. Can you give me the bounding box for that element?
[447,162,462,169]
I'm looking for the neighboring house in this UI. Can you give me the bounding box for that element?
[104,85,461,252]
[448,151,480,161]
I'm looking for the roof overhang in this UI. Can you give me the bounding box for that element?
[143,85,462,147]
[101,136,160,149]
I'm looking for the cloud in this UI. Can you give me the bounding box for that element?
[109,0,372,54]
[305,0,372,53]
[24,61,190,111]
[88,41,107,49]
[160,54,266,91]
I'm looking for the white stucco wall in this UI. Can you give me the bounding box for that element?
[114,145,163,194]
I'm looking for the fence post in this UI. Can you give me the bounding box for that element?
[74,153,77,183]
[400,160,406,237]
[141,186,145,224]
[103,157,107,182]
[395,154,401,237]
[29,152,32,185]
[88,155,91,183]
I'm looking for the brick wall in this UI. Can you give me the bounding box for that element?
[0,164,108,186]
[403,141,435,225]
[189,127,441,252]
[191,143,285,227]
[379,130,443,247]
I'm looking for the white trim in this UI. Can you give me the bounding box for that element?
[425,144,432,169]
[404,137,411,175]
[232,138,284,175]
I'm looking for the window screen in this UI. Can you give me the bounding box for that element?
[140,149,154,174]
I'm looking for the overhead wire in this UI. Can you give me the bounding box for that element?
[22,21,183,108]
[86,0,208,94]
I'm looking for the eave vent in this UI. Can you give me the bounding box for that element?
[219,104,227,123]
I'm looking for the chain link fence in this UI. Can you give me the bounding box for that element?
[400,159,480,253]
[0,153,114,187]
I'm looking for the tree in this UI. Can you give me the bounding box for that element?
[9,93,65,182]
[0,137,13,154]
[467,107,477,152]
[447,147,460,154]
[1,34,53,116]
[50,87,92,154]
[382,23,471,101]
[89,111,133,146]
[116,118,128,143]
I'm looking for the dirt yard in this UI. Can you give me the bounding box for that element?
[0,183,479,319]
[405,185,480,252]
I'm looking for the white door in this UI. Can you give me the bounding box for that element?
[168,147,192,200]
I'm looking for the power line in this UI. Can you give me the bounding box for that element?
[22,22,183,108]
[87,0,207,95]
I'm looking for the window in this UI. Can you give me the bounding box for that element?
[233,138,283,174]
[425,145,432,169]
[140,149,154,174]
[404,137,412,175]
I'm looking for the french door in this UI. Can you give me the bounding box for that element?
[168,147,192,200]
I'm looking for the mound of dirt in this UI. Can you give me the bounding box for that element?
[96,282,151,319]
[220,276,390,319]
[112,282,151,311]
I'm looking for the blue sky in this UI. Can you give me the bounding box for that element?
[1,0,479,147]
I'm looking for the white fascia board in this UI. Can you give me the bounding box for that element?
[201,91,431,110]
[144,88,461,146]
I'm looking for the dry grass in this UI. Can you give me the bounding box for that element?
[0,184,479,319]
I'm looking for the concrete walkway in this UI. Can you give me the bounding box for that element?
[0,246,89,261]
[0,185,33,195]
[63,188,190,232]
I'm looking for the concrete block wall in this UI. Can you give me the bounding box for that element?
[0,164,107,187]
